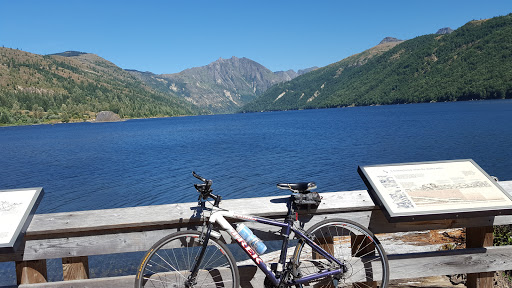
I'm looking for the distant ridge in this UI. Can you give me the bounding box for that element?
[436,27,454,34]
[0,47,200,125]
[4,14,508,125]
[379,37,402,44]
[241,14,512,112]
[48,51,88,57]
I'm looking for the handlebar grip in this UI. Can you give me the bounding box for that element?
[192,171,206,182]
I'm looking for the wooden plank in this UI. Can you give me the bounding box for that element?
[62,256,89,281]
[5,210,512,263]
[24,189,376,237]
[22,180,512,236]
[313,237,333,260]
[20,180,512,238]
[0,228,178,262]
[17,245,512,288]
[16,266,264,288]
[4,211,512,262]
[16,260,47,284]
[499,180,512,194]
[299,208,512,234]
[0,211,375,262]
[17,274,135,288]
[388,245,512,279]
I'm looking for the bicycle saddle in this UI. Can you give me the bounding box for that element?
[277,182,317,193]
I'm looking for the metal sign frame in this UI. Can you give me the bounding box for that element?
[358,159,512,222]
[0,187,44,253]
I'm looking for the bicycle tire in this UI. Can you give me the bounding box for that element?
[135,230,240,288]
[292,219,389,288]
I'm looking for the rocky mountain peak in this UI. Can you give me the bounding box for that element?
[436,27,454,35]
[379,37,402,45]
[48,51,88,57]
[138,57,318,113]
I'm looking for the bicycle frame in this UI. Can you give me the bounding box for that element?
[207,209,345,286]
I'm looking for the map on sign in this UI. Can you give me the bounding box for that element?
[358,160,512,222]
[0,188,43,252]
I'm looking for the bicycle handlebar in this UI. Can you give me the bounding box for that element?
[193,171,207,182]
[193,171,221,207]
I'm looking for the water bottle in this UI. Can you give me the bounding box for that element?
[236,223,267,254]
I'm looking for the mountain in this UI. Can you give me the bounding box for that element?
[436,27,454,34]
[379,37,403,44]
[0,49,200,125]
[128,57,317,113]
[49,51,88,57]
[241,14,512,112]
[240,38,404,112]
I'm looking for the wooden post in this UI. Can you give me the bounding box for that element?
[16,260,47,284]
[313,236,334,259]
[466,226,494,288]
[352,234,377,288]
[311,236,335,287]
[62,256,90,280]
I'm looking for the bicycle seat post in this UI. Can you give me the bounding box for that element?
[286,196,296,224]
[272,191,297,280]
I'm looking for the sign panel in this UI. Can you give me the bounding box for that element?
[0,187,44,253]
[358,160,512,222]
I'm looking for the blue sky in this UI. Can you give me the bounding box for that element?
[2,0,512,74]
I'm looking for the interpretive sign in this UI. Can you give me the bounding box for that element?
[0,187,44,253]
[358,160,512,222]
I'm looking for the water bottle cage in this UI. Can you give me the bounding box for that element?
[292,191,322,211]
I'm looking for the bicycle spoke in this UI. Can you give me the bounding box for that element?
[293,219,389,287]
[136,231,239,288]
[153,252,188,280]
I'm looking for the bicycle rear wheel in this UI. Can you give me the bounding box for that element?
[293,219,389,288]
[135,230,239,288]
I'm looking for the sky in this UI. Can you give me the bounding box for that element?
[1,0,512,75]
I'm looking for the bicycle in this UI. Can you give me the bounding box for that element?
[135,172,389,288]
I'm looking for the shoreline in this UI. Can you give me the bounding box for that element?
[1,98,511,128]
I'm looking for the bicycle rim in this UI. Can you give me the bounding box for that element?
[293,219,389,288]
[135,230,239,288]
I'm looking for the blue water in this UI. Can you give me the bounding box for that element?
[1,100,512,215]
[1,100,512,284]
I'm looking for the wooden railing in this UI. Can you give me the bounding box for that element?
[2,180,512,288]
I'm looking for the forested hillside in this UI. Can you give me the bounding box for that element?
[241,14,512,112]
[0,49,201,125]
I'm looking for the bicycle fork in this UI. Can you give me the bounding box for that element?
[185,223,213,288]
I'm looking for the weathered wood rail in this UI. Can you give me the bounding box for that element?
[2,180,512,288]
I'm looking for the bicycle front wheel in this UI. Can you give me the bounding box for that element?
[135,230,239,288]
[293,219,389,288]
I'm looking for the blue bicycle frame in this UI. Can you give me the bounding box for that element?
[208,209,345,286]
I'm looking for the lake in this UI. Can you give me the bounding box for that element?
[1,100,512,214]
[1,99,512,284]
